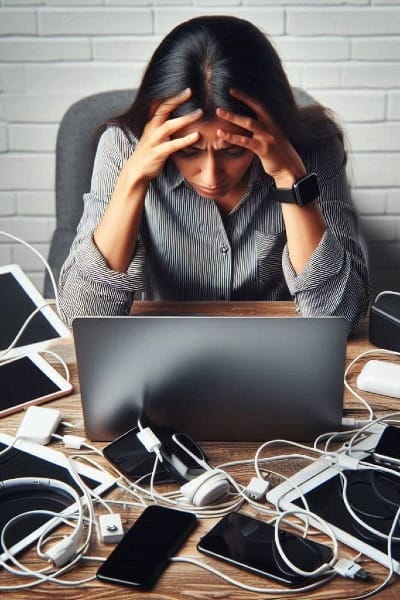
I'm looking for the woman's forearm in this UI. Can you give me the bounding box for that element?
[281,201,328,275]
[93,173,149,273]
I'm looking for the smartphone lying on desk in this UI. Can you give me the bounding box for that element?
[0,353,73,417]
[103,426,207,484]
[97,505,197,589]
[197,512,333,586]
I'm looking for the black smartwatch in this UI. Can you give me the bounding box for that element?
[269,173,320,206]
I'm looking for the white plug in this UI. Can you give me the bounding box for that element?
[97,514,124,544]
[245,477,270,501]
[62,434,86,449]
[136,427,163,462]
[334,558,370,581]
[16,406,62,445]
[330,453,360,470]
[46,536,77,567]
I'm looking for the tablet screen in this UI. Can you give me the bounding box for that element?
[0,271,60,350]
[0,356,60,411]
[293,460,400,562]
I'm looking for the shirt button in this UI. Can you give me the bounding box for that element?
[220,245,229,254]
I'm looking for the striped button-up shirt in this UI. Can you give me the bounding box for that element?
[59,125,370,331]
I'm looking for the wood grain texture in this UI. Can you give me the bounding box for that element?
[1,302,399,599]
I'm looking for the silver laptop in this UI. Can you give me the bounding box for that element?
[72,316,348,442]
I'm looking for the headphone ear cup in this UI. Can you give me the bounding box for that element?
[180,470,230,507]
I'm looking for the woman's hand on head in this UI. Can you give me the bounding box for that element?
[123,88,202,185]
[216,88,306,188]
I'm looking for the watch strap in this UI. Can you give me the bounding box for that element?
[269,173,320,206]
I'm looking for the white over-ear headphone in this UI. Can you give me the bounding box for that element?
[171,434,230,507]
[0,477,84,567]
[180,469,230,506]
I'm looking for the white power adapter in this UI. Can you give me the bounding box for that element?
[16,405,62,445]
[96,514,124,544]
[357,360,400,398]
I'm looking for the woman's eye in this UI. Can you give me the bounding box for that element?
[178,148,200,158]
[224,147,247,158]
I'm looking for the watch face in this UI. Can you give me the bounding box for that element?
[294,174,320,206]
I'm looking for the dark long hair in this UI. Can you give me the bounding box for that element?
[114,16,341,150]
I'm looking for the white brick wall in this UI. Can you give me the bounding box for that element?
[0,1,399,294]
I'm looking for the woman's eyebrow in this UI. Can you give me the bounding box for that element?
[187,143,240,151]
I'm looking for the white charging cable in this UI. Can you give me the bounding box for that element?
[0,230,59,310]
[374,290,400,303]
[170,555,336,594]
[273,508,338,577]
[0,231,70,384]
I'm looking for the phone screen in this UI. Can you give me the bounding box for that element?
[0,355,70,415]
[374,426,400,467]
[97,505,197,589]
[103,427,175,484]
[197,512,333,586]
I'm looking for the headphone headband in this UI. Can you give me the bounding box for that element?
[0,477,79,502]
[0,476,84,568]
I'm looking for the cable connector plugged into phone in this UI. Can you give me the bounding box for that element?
[244,477,270,501]
[16,406,62,445]
[333,558,370,581]
[136,427,163,462]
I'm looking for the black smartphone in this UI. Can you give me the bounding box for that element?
[197,512,333,586]
[103,426,207,484]
[103,426,175,484]
[373,425,400,469]
[96,505,197,589]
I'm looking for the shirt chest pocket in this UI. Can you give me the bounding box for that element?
[255,230,286,289]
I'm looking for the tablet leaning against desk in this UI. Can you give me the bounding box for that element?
[0,264,71,359]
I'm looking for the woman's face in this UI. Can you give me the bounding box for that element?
[170,118,254,201]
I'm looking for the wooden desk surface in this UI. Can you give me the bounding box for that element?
[1,302,399,599]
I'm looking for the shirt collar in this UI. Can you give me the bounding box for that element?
[164,159,185,190]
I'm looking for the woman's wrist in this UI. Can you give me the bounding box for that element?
[273,168,306,189]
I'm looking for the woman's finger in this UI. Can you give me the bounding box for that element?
[229,87,264,116]
[216,107,254,130]
[151,88,192,122]
[229,88,279,133]
[161,108,203,137]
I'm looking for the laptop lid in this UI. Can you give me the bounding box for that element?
[72,316,347,442]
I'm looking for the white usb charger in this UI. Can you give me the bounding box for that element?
[16,406,62,445]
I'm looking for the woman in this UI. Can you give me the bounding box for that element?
[59,15,370,331]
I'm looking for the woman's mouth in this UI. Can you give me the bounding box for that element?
[192,183,227,198]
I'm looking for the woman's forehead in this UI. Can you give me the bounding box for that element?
[171,117,249,146]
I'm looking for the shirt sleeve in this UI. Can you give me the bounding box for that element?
[58,126,146,327]
[282,135,371,333]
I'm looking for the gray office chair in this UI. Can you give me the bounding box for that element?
[44,87,367,297]
[44,89,136,297]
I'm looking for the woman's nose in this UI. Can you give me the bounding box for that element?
[202,154,221,187]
